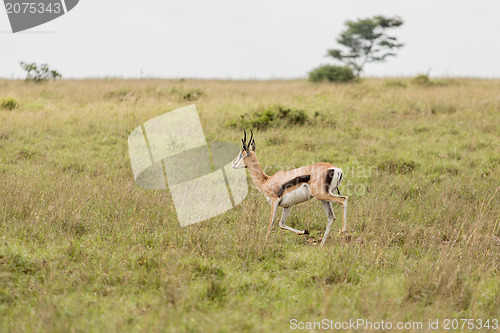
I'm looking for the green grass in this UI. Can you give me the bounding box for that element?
[0,78,499,332]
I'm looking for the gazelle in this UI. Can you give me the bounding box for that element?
[232,130,348,246]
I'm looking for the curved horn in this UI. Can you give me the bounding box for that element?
[243,129,247,146]
[249,129,253,145]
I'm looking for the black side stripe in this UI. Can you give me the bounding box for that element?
[277,175,311,197]
[325,169,335,192]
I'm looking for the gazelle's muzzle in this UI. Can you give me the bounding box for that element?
[232,152,245,169]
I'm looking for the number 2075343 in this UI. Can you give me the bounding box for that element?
[5,2,62,14]
[441,319,498,330]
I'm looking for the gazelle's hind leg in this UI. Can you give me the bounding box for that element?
[279,206,308,235]
[314,193,348,233]
[340,196,348,232]
[320,200,336,246]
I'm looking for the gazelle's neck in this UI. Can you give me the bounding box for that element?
[247,154,269,189]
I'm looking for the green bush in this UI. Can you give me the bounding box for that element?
[20,62,61,82]
[227,105,309,130]
[182,89,203,101]
[412,74,433,86]
[0,98,18,110]
[379,159,417,174]
[308,65,355,83]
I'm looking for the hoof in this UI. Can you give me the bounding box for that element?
[303,229,309,235]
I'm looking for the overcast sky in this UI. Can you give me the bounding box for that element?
[1,0,499,79]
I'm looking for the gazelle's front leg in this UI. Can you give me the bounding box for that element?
[265,199,280,240]
[279,206,308,235]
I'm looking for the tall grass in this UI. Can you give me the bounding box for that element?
[0,78,498,332]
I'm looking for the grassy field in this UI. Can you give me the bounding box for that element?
[0,78,499,332]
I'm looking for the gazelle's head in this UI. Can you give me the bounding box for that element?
[232,129,256,169]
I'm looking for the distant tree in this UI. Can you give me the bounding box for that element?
[20,62,62,82]
[327,16,404,76]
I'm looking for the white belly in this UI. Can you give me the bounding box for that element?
[279,184,312,207]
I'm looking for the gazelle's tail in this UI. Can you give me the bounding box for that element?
[327,167,343,195]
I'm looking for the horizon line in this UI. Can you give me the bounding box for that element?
[1,75,500,81]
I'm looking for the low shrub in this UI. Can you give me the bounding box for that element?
[20,62,61,82]
[182,89,203,101]
[309,65,355,83]
[0,98,18,110]
[379,159,417,174]
[412,74,433,86]
[227,105,309,130]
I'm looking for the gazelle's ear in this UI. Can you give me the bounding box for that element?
[250,139,256,151]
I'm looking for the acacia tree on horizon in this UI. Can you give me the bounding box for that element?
[327,15,404,76]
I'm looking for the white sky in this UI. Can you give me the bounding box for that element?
[1,0,499,79]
